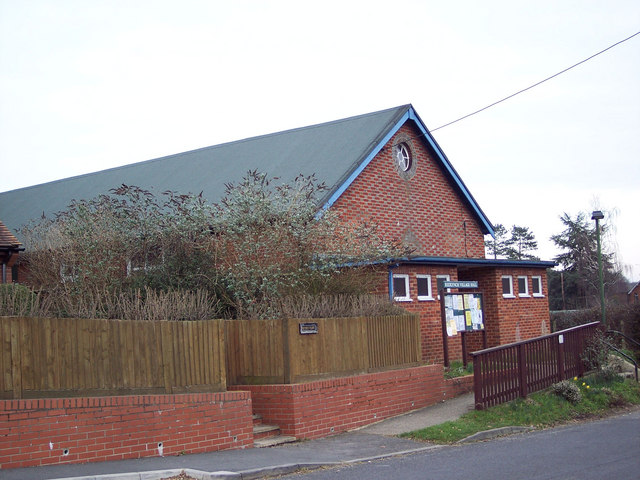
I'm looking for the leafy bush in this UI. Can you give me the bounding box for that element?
[18,172,410,320]
[551,380,582,404]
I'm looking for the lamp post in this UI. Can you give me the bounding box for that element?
[591,210,606,325]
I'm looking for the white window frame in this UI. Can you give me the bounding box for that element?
[436,274,450,300]
[517,276,530,297]
[532,276,544,297]
[392,274,411,302]
[416,274,434,301]
[502,275,515,298]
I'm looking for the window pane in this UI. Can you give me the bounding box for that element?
[393,277,407,297]
[502,277,512,295]
[417,277,430,297]
[532,277,542,295]
[518,277,527,294]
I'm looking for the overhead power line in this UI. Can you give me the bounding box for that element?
[431,30,640,132]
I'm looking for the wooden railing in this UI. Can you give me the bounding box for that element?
[225,315,421,385]
[0,317,226,399]
[471,322,601,410]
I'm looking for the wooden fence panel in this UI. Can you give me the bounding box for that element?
[225,319,285,385]
[0,317,226,399]
[226,314,421,385]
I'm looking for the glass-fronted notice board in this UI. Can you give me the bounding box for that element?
[443,293,484,337]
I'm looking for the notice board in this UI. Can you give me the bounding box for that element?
[443,293,484,337]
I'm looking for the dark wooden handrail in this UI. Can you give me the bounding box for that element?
[471,322,601,410]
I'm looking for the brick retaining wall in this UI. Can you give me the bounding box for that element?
[230,366,474,440]
[0,391,253,469]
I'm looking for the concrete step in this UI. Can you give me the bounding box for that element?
[253,423,281,439]
[254,434,298,448]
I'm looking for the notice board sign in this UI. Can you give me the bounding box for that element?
[443,293,484,337]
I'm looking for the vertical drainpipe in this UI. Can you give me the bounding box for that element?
[388,263,399,301]
[2,251,14,283]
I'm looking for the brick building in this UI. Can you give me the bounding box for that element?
[629,282,640,304]
[0,220,23,284]
[0,104,554,363]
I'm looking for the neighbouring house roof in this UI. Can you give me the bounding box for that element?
[0,104,494,242]
[0,220,23,253]
[629,281,640,296]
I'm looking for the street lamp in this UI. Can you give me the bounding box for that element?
[591,210,606,325]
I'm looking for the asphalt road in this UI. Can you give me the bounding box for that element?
[281,409,640,480]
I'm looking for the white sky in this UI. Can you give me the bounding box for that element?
[1,1,639,280]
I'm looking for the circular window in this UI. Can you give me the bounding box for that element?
[395,143,412,172]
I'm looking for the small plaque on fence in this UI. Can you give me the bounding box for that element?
[299,322,319,335]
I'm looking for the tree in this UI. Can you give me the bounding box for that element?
[485,223,508,259]
[549,212,626,310]
[485,223,539,260]
[504,225,539,260]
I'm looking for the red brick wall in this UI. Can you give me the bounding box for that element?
[230,366,473,440]
[331,123,486,258]
[368,263,551,364]
[461,267,551,347]
[0,392,253,469]
[371,264,460,363]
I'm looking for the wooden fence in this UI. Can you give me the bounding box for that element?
[471,321,601,410]
[225,315,421,385]
[0,317,226,399]
[1,314,420,398]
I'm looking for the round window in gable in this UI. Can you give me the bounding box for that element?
[395,143,412,172]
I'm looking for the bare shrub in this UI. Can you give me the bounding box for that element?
[274,294,405,319]
[0,284,42,316]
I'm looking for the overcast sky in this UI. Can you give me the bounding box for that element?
[1,1,639,280]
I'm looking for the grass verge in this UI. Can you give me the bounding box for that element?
[401,374,640,444]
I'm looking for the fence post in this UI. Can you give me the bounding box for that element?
[517,343,527,399]
[282,318,291,384]
[577,328,585,378]
[557,335,565,382]
[472,354,484,410]
[10,318,23,399]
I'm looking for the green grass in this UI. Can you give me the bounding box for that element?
[401,375,640,444]
[444,360,473,379]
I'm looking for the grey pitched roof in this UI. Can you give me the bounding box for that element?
[0,104,493,241]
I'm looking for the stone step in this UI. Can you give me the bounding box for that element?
[253,423,281,440]
[252,414,262,425]
[254,434,298,448]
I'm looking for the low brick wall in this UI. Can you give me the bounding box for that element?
[443,373,474,399]
[0,392,253,469]
[230,365,474,440]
